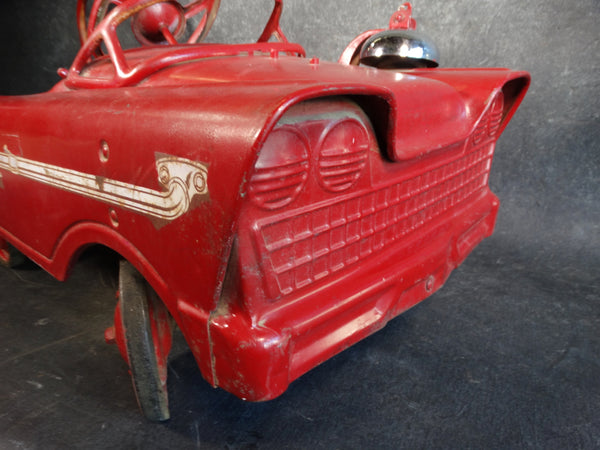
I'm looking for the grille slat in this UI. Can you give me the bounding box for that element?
[250,172,308,193]
[252,162,308,180]
[319,160,369,176]
[322,173,365,189]
[320,148,369,164]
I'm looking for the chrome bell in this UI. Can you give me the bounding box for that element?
[359,3,439,69]
[359,29,439,69]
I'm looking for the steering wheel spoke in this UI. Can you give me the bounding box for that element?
[183,0,221,43]
[78,0,220,47]
[183,0,213,17]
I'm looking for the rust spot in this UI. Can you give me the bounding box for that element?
[95,175,105,191]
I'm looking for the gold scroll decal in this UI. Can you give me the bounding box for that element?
[0,146,208,221]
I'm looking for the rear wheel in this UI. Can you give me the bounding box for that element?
[117,260,173,421]
[0,240,26,268]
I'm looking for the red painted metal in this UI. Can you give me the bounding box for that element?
[0,0,529,417]
[389,3,417,30]
[257,0,288,43]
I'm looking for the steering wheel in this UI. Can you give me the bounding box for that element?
[77,0,221,47]
[67,0,304,88]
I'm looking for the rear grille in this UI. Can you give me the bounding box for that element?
[256,142,495,297]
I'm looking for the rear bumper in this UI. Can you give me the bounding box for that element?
[208,190,499,401]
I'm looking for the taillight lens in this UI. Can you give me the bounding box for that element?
[248,126,309,210]
[317,118,369,192]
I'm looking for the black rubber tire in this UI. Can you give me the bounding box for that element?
[0,243,27,268]
[118,260,170,421]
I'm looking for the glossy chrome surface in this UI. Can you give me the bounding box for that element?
[359,29,439,69]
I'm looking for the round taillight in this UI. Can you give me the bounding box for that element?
[317,119,369,192]
[249,126,309,210]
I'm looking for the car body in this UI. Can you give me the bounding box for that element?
[0,0,529,420]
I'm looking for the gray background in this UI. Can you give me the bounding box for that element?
[1,0,598,448]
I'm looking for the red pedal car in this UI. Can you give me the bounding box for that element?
[0,0,529,420]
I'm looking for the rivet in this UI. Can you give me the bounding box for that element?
[193,172,206,192]
[99,140,110,163]
[158,166,170,186]
[425,276,435,292]
[109,209,119,228]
